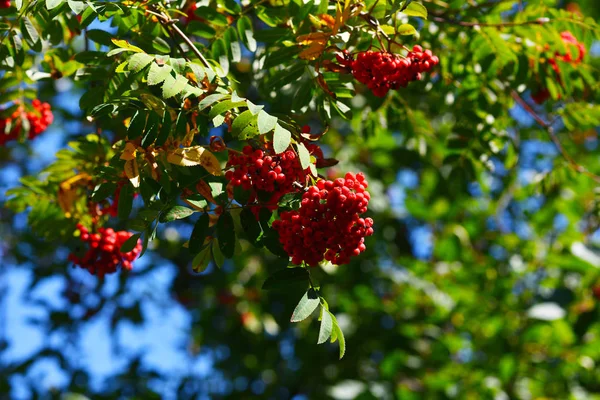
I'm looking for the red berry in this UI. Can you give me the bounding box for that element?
[347,48,438,97]
[272,173,374,267]
[68,225,142,277]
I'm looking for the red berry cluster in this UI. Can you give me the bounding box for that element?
[338,46,439,97]
[225,143,320,208]
[533,31,586,104]
[272,172,374,266]
[0,100,54,146]
[549,31,586,72]
[0,0,10,8]
[68,224,142,278]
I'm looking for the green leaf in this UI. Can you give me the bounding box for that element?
[198,93,229,111]
[397,23,417,35]
[159,206,194,222]
[21,17,40,50]
[225,28,242,63]
[212,38,229,75]
[208,100,245,119]
[194,6,228,26]
[189,213,210,254]
[128,53,154,72]
[267,63,305,90]
[318,308,333,344]
[246,100,264,115]
[91,182,116,202]
[128,110,147,139]
[402,2,427,18]
[216,212,235,258]
[67,0,85,14]
[331,315,346,359]
[240,208,263,245]
[118,184,134,220]
[120,233,141,253]
[237,16,257,52]
[212,238,225,268]
[257,110,277,134]
[273,124,291,154]
[111,39,144,53]
[292,83,312,112]
[278,191,302,211]
[46,0,64,9]
[155,109,172,146]
[192,245,211,272]
[231,110,256,136]
[141,112,159,148]
[188,21,216,39]
[291,288,320,322]
[262,267,309,290]
[263,46,302,69]
[296,142,310,170]
[162,74,188,98]
[147,63,173,86]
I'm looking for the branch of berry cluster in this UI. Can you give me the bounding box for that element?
[511,90,600,184]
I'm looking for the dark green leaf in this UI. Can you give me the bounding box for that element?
[120,233,141,253]
[91,182,116,202]
[240,208,262,245]
[117,184,134,220]
[189,213,210,254]
[159,206,194,222]
[192,245,211,272]
[216,212,235,258]
[155,110,172,146]
[128,110,147,139]
[237,16,257,52]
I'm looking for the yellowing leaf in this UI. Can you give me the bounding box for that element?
[299,40,327,60]
[296,32,331,45]
[120,142,137,161]
[380,25,396,35]
[332,0,352,35]
[319,13,336,29]
[196,180,217,204]
[58,186,77,218]
[57,173,91,217]
[397,23,417,35]
[124,159,140,188]
[167,146,222,175]
[111,39,144,53]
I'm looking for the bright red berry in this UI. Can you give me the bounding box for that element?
[346,48,439,97]
[0,100,53,146]
[272,172,374,267]
[69,225,142,278]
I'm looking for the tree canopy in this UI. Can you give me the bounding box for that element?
[1,0,600,398]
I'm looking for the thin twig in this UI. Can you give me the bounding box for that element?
[150,7,211,69]
[511,90,600,184]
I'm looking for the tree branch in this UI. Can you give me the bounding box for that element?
[511,90,600,184]
[150,7,212,69]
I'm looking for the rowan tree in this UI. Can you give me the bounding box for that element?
[0,0,600,398]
